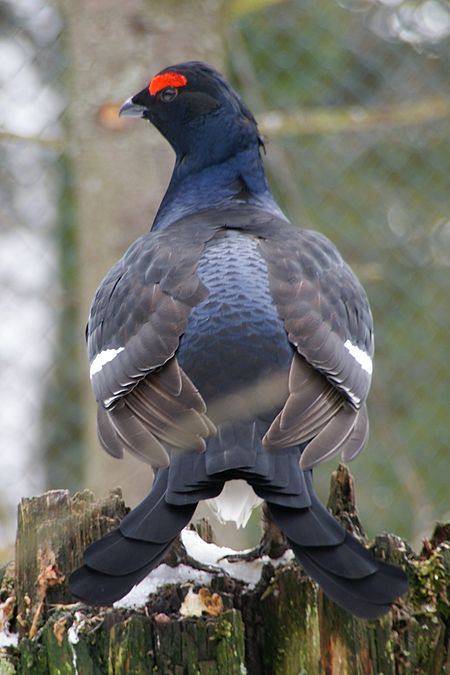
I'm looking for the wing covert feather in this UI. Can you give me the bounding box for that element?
[86,215,220,467]
[88,208,374,470]
[258,228,374,409]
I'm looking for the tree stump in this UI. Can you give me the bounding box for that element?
[1,465,449,674]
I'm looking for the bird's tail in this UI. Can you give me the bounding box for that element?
[266,472,408,618]
[69,468,196,605]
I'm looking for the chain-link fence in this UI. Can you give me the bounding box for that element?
[0,0,72,554]
[1,0,449,561]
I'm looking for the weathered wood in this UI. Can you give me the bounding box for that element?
[14,488,127,639]
[1,466,449,674]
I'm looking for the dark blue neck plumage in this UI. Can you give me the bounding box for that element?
[151,144,285,231]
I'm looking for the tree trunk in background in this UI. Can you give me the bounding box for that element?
[2,466,449,674]
[58,0,225,505]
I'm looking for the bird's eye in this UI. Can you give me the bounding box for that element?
[159,87,178,103]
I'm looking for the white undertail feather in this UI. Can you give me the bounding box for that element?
[207,480,262,528]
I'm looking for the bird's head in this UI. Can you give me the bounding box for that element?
[119,61,263,167]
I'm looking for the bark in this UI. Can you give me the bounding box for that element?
[1,465,449,674]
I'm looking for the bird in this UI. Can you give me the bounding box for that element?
[69,61,407,618]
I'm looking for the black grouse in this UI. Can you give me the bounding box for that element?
[69,61,408,618]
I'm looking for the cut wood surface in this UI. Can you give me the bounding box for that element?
[1,465,449,674]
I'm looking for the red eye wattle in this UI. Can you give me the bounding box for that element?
[149,72,188,96]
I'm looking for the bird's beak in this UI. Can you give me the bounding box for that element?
[119,97,147,118]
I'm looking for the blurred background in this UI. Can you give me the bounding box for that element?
[1,0,449,563]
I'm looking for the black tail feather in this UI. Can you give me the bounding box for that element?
[69,469,196,605]
[69,450,407,616]
[291,539,407,618]
[295,533,378,579]
[69,541,173,606]
[267,473,408,619]
[83,529,170,576]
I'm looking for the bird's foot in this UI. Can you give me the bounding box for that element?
[164,529,228,576]
[220,503,288,563]
[219,544,266,564]
[219,537,288,564]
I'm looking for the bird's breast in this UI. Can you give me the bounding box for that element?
[176,230,293,401]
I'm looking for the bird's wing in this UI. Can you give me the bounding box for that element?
[257,223,374,469]
[87,220,217,467]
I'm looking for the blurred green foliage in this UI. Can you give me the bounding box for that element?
[227,0,450,544]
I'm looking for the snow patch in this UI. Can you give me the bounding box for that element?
[115,563,213,609]
[114,529,295,609]
[0,596,18,648]
[182,529,268,586]
[0,629,18,648]
[183,529,294,584]
[67,612,86,646]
